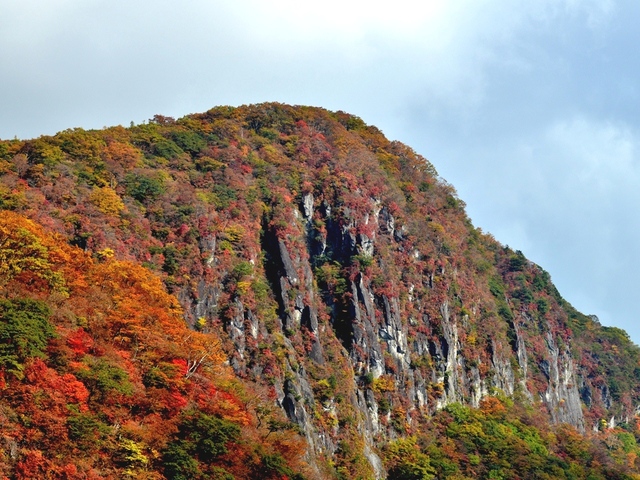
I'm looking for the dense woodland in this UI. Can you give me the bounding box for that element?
[1,103,640,479]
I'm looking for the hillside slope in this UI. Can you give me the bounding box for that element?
[2,103,640,479]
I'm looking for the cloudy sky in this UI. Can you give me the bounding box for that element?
[2,0,640,343]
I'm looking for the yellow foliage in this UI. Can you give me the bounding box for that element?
[430,382,445,395]
[195,156,225,171]
[223,225,245,243]
[30,138,65,165]
[119,438,149,467]
[0,213,70,295]
[195,190,217,205]
[89,186,125,216]
[430,222,445,235]
[236,281,251,295]
[260,144,284,164]
[96,247,115,260]
[377,151,400,174]
[373,375,396,393]
[218,240,234,252]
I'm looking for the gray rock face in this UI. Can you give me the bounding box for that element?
[513,315,534,402]
[182,191,621,478]
[541,332,585,431]
[378,206,395,237]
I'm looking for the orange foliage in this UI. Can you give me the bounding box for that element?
[479,396,507,416]
[0,212,293,478]
[101,140,142,170]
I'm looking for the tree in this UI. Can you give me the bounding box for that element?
[385,437,436,480]
[0,218,67,293]
[0,298,55,378]
[89,186,125,216]
[162,410,240,479]
[125,172,167,203]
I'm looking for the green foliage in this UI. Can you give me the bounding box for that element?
[488,276,505,298]
[508,251,527,272]
[445,194,462,210]
[195,156,225,172]
[588,326,640,401]
[243,103,296,134]
[601,325,631,344]
[24,138,65,166]
[258,127,279,141]
[180,410,240,459]
[76,357,134,399]
[0,184,26,210]
[352,253,373,268]
[334,437,375,480]
[617,431,637,453]
[382,397,640,480]
[57,128,105,164]
[67,409,109,448]
[163,442,202,480]
[251,279,270,301]
[341,114,367,131]
[512,286,534,305]
[231,261,253,280]
[0,298,55,378]
[124,172,167,202]
[497,303,513,321]
[315,377,337,401]
[143,362,181,388]
[444,402,471,422]
[262,453,306,480]
[163,410,241,479]
[0,142,10,159]
[154,139,184,159]
[385,437,436,480]
[315,261,348,296]
[536,298,549,314]
[171,130,206,155]
[162,244,180,275]
[532,270,550,291]
[211,183,237,209]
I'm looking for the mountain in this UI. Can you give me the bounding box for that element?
[1,103,640,479]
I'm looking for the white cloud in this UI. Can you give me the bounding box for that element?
[546,116,638,194]
[0,0,618,138]
[463,115,640,337]
[2,0,640,346]
[562,0,615,28]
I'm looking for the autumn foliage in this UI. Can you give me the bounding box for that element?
[0,212,307,479]
[2,103,640,479]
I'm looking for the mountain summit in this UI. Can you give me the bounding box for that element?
[1,103,639,479]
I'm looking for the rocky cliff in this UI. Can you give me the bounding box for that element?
[1,103,639,478]
[157,104,638,475]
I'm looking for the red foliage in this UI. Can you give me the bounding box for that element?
[171,358,189,376]
[66,328,94,356]
[4,104,640,478]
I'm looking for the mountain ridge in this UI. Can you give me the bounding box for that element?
[1,102,640,479]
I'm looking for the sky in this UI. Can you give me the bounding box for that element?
[2,0,640,343]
